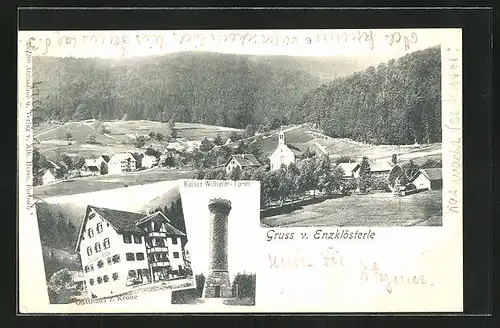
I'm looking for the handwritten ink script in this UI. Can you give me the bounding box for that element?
[25,30,420,57]
[266,229,376,241]
[443,46,462,215]
[268,247,429,294]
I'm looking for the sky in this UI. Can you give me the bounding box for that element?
[179,180,260,279]
[19,28,451,61]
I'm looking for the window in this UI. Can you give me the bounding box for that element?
[103,275,109,283]
[90,264,94,271]
[88,228,94,238]
[133,234,142,244]
[128,270,136,278]
[173,252,180,259]
[107,257,112,265]
[161,253,168,261]
[136,253,145,261]
[94,242,101,253]
[171,237,178,245]
[87,247,93,256]
[123,234,132,244]
[97,277,103,284]
[89,213,95,220]
[103,238,110,249]
[97,260,104,269]
[96,222,103,233]
[89,279,94,286]
[126,253,135,261]
[112,273,119,281]
[112,254,120,263]
[85,266,90,273]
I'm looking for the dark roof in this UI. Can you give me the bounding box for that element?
[89,206,145,233]
[136,212,186,236]
[101,155,110,162]
[228,154,261,167]
[287,143,304,156]
[418,168,442,181]
[87,165,100,172]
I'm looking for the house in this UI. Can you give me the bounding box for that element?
[84,155,110,174]
[410,168,443,190]
[369,161,394,177]
[42,168,58,185]
[185,140,202,153]
[166,142,187,152]
[141,155,158,169]
[269,130,298,171]
[336,163,361,179]
[86,165,100,176]
[108,153,136,174]
[225,154,261,174]
[75,205,190,299]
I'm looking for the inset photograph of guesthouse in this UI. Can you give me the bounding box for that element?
[34,181,195,304]
[174,180,259,306]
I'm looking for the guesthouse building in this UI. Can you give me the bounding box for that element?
[75,205,190,298]
[108,153,136,174]
[409,168,443,190]
[225,154,261,174]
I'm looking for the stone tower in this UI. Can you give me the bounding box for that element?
[204,198,233,298]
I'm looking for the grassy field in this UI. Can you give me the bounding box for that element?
[260,190,442,227]
[34,168,195,197]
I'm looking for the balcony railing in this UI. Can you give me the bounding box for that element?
[150,261,170,268]
[146,246,169,253]
[148,232,167,238]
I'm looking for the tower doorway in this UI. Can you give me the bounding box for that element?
[214,286,221,298]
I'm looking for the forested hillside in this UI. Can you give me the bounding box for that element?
[291,46,441,145]
[32,52,320,129]
[33,46,441,145]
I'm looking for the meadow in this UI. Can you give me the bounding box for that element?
[260,190,442,228]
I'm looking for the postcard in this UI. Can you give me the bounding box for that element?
[18,28,462,313]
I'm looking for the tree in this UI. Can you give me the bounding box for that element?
[229,131,242,143]
[228,166,242,181]
[149,132,157,139]
[402,160,419,180]
[61,154,73,171]
[73,156,86,170]
[100,162,108,175]
[303,147,316,159]
[200,137,215,152]
[134,136,146,148]
[391,154,398,165]
[358,156,372,193]
[170,128,178,139]
[122,113,129,121]
[214,134,224,146]
[33,147,51,185]
[65,131,72,141]
[247,138,262,159]
[155,133,165,142]
[86,134,97,144]
[336,155,355,164]
[297,157,319,198]
[48,268,74,292]
[99,125,111,134]
[145,147,162,158]
[244,123,256,138]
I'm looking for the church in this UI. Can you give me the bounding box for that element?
[269,130,298,171]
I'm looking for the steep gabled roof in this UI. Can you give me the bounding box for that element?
[101,155,110,162]
[337,163,361,175]
[227,154,261,167]
[87,165,100,172]
[110,152,136,162]
[370,161,393,173]
[89,205,144,234]
[411,168,442,182]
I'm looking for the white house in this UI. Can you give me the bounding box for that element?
[410,168,443,190]
[369,161,394,177]
[269,130,296,171]
[75,205,190,299]
[225,154,261,175]
[141,155,158,169]
[185,140,202,152]
[84,155,110,175]
[42,168,58,185]
[108,153,136,174]
[166,142,187,152]
[336,162,361,179]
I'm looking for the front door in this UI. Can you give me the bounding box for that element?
[214,286,221,298]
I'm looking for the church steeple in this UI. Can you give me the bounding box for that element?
[278,128,285,146]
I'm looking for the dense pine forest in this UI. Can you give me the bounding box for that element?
[292,46,441,144]
[33,46,441,145]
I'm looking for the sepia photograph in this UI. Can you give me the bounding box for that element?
[175,180,259,306]
[34,182,195,304]
[18,27,462,313]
